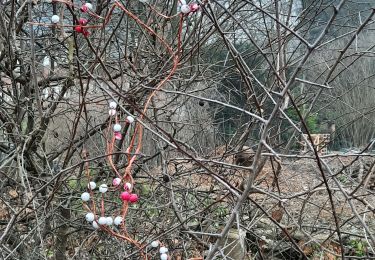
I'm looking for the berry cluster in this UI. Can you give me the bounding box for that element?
[108,101,134,140]
[74,18,90,37]
[179,0,199,14]
[74,2,93,37]
[81,101,139,231]
[81,181,124,229]
[48,2,93,37]
[114,178,139,203]
[151,241,170,260]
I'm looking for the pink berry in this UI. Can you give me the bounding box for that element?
[120,191,131,201]
[129,193,138,203]
[124,182,132,191]
[114,132,122,140]
[112,178,121,186]
[189,2,199,12]
[79,18,88,25]
[80,5,88,12]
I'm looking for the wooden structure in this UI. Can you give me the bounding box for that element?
[301,134,330,155]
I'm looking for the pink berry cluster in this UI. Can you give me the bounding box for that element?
[113,177,139,203]
[120,191,138,203]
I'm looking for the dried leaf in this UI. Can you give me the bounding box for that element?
[9,189,18,198]
[271,208,284,223]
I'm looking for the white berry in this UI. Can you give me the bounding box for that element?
[88,181,96,190]
[92,221,99,229]
[113,124,121,132]
[109,101,117,109]
[81,192,90,201]
[160,253,168,260]
[106,217,113,225]
[98,217,107,225]
[181,4,190,14]
[109,109,116,116]
[51,15,60,23]
[99,184,108,193]
[85,212,95,222]
[126,116,134,124]
[114,216,123,226]
[84,2,93,10]
[43,56,50,68]
[160,247,168,254]
[151,241,159,248]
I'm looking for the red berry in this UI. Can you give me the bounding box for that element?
[79,18,88,25]
[80,5,88,12]
[120,191,131,201]
[129,194,138,203]
[82,30,90,37]
[74,26,83,33]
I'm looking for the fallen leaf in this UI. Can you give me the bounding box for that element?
[9,189,18,198]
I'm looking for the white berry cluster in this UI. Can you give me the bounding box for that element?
[85,212,123,229]
[81,181,124,229]
[81,181,106,202]
[151,241,169,260]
